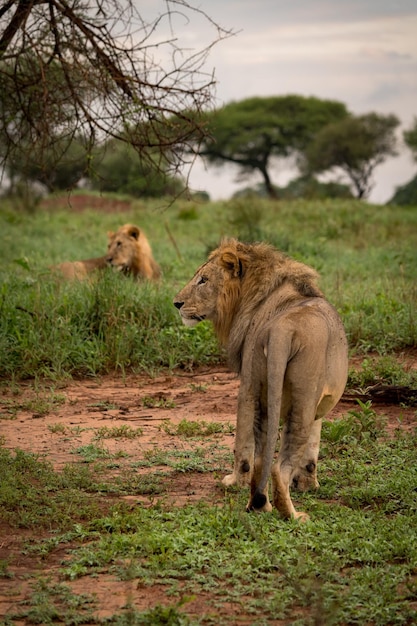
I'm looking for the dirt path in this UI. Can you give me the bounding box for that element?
[0,366,416,622]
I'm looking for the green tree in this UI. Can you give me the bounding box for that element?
[388,174,417,206]
[196,95,348,198]
[91,141,184,198]
[404,117,417,160]
[6,135,90,192]
[388,117,417,205]
[0,1,228,187]
[304,113,400,199]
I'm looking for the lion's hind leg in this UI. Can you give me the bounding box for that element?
[291,419,321,492]
[247,450,272,513]
[223,383,257,488]
[271,457,310,522]
[271,409,317,521]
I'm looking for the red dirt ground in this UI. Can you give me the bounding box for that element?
[0,363,416,623]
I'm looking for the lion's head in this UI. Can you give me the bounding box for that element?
[173,241,244,344]
[174,238,322,362]
[106,224,161,280]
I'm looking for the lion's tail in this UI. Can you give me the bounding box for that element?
[250,335,292,510]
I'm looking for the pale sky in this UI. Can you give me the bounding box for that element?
[145,0,417,202]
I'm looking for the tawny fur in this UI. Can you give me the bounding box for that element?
[106,224,161,280]
[54,224,161,281]
[174,238,348,521]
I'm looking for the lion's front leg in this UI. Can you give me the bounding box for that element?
[222,384,256,488]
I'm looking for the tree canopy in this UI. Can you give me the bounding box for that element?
[404,117,417,161]
[0,0,229,185]
[196,95,349,197]
[304,113,400,199]
[90,141,184,198]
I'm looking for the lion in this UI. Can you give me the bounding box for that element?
[173,239,348,521]
[54,257,108,280]
[106,223,161,280]
[55,223,161,281]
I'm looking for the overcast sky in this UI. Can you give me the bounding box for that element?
[148,0,417,202]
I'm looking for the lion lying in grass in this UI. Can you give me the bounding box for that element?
[174,238,348,521]
[55,223,161,281]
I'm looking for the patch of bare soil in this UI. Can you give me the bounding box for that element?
[0,364,416,623]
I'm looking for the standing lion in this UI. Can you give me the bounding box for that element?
[174,239,348,521]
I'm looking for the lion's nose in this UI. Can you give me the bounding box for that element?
[174,301,183,310]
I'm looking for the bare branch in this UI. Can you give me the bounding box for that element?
[0,0,232,185]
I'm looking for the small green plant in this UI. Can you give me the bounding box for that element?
[141,446,212,472]
[0,398,18,420]
[47,422,66,434]
[0,559,13,579]
[95,425,143,439]
[9,578,96,624]
[322,399,386,456]
[72,443,112,462]
[161,418,233,437]
[189,382,208,393]
[87,400,119,410]
[348,355,417,389]
[142,395,176,409]
[2,388,66,418]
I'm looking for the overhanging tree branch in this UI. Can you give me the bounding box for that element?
[0,0,232,186]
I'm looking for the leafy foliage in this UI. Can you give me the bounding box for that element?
[234,175,353,200]
[198,95,348,197]
[304,112,400,198]
[403,116,417,160]
[90,141,184,198]
[389,173,417,206]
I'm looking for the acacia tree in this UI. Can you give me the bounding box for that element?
[404,117,417,161]
[0,0,229,187]
[195,95,349,198]
[388,117,417,206]
[304,112,400,199]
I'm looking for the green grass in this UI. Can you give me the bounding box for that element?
[1,410,416,624]
[0,194,416,380]
[1,192,417,624]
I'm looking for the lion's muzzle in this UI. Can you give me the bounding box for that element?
[173,300,206,325]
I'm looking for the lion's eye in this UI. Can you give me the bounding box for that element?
[197,276,208,285]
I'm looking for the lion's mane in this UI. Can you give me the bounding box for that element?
[212,239,323,372]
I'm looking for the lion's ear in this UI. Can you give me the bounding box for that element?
[107,231,114,240]
[220,250,243,278]
[128,225,140,240]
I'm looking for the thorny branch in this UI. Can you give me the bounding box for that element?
[0,0,233,183]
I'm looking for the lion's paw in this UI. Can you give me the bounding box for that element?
[246,500,273,513]
[293,511,310,523]
[222,473,237,487]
